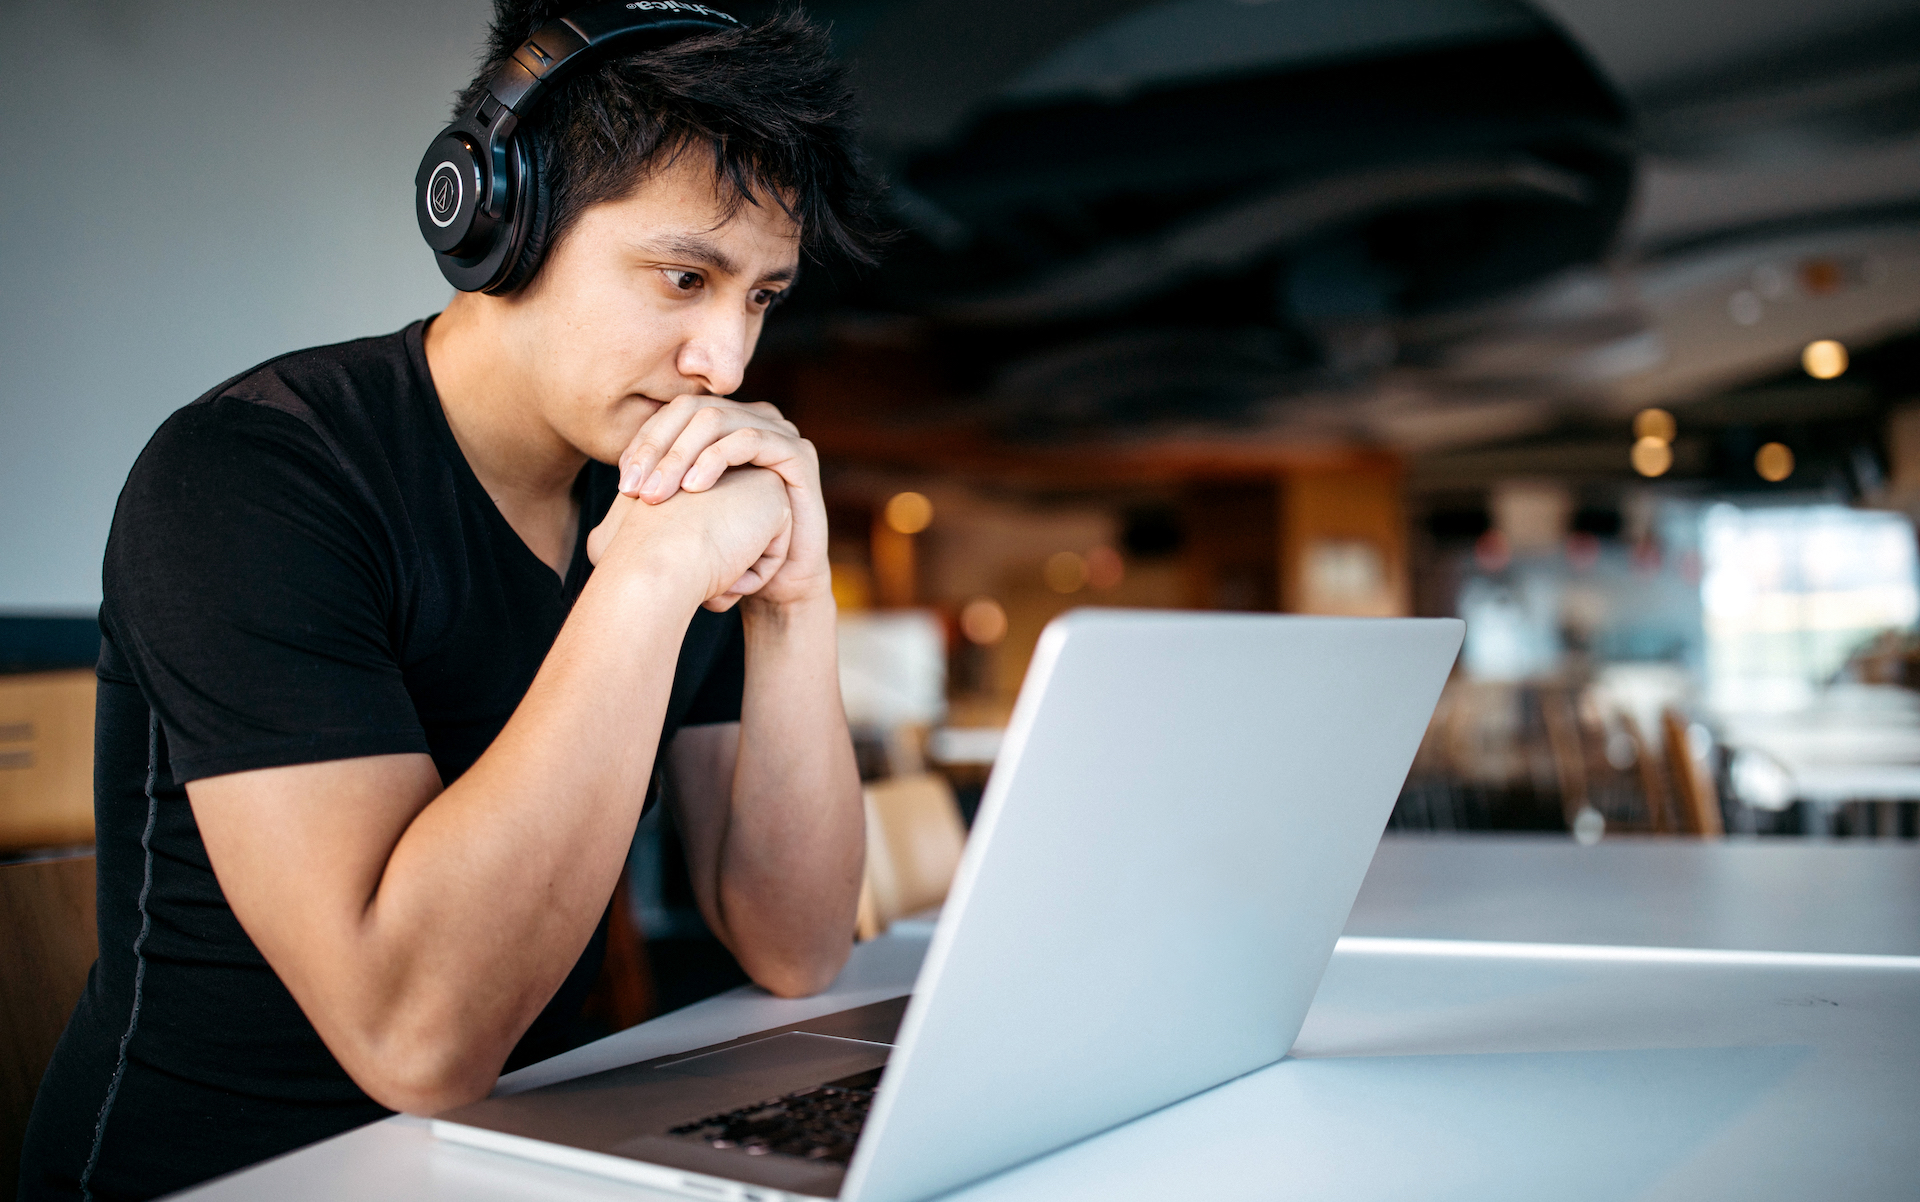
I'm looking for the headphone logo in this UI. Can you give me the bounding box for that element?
[427,162,463,227]
[624,1,740,21]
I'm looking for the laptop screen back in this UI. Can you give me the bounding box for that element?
[844,611,1463,1202]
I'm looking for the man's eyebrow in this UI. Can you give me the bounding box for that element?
[639,234,798,285]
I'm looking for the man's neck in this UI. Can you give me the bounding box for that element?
[424,295,586,576]
[425,296,586,501]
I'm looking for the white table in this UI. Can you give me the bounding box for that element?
[1790,764,1920,804]
[1719,688,1920,826]
[1781,765,1920,839]
[1345,834,1920,955]
[172,839,1920,1201]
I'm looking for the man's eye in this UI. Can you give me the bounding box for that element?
[751,288,786,309]
[665,270,703,292]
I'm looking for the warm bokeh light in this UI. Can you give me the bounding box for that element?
[959,596,1008,645]
[1802,339,1848,380]
[1631,436,1673,478]
[1632,408,1675,443]
[883,491,934,534]
[1084,545,1125,590]
[1044,550,1088,594]
[1473,530,1510,574]
[829,562,872,611]
[1799,259,1842,296]
[1755,442,1795,483]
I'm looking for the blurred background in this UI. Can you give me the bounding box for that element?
[761,0,1920,853]
[5,0,1920,1016]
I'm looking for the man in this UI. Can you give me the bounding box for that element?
[21,5,886,1199]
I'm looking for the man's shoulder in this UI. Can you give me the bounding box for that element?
[135,322,432,482]
[123,322,434,518]
[195,322,428,434]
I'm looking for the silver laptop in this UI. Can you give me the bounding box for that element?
[434,609,1464,1202]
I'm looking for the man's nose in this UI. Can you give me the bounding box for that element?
[676,308,750,397]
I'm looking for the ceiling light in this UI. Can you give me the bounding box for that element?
[1632,408,1675,443]
[1802,339,1847,380]
[959,597,1008,645]
[1799,260,1843,296]
[883,491,934,534]
[1631,436,1672,478]
[1755,443,1794,483]
[1044,551,1088,594]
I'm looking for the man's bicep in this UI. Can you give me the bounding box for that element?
[188,753,442,988]
[109,401,427,780]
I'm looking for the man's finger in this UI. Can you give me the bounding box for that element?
[744,400,798,436]
[681,428,814,495]
[619,395,708,496]
[727,510,793,596]
[624,397,809,501]
[645,406,738,501]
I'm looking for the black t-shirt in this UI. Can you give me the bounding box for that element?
[20,321,744,1202]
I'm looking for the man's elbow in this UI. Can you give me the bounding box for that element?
[745,944,851,999]
[341,1035,500,1116]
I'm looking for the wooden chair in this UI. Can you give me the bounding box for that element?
[0,671,97,853]
[1661,708,1725,836]
[1546,689,1670,836]
[1617,712,1674,833]
[1,852,98,1196]
[580,867,656,1033]
[1539,687,1590,830]
[855,774,968,941]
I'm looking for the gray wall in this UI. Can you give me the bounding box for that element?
[0,0,491,611]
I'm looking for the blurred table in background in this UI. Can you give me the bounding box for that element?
[1720,685,1920,835]
[1349,834,1920,955]
[1791,765,1920,803]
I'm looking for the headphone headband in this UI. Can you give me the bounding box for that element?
[488,2,741,118]
[417,1,741,293]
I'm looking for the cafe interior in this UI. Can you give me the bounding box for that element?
[4,0,1920,1197]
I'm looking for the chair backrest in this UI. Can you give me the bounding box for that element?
[1617,711,1673,833]
[1661,708,1725,836]
[579,868,655,1034]
[0,670,97,853]
[855,774,968,941]
[1,852,98,1196]
[1539,687,1589,828]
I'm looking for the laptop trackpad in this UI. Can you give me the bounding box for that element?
[653,1031,891,1090]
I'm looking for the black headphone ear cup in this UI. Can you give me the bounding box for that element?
[487,132,554,295]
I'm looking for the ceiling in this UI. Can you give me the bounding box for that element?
[755,0,1920,481]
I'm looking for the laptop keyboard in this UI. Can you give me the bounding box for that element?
[666,1067,881,1166]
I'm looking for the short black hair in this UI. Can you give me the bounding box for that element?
[459,3,888,284]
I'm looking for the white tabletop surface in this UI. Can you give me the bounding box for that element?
[171,837,1920,1201]
[1790,763,1920,804]
[1345,834,1920,955]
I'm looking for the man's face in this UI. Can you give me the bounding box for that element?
[503,154,801,464]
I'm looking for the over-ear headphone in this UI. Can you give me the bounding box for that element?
[416,0,741,294]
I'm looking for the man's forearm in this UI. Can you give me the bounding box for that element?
[364,561,703,1087]
[715,593,864,995]
[200,549,709,1115]
[196,470,799,1113]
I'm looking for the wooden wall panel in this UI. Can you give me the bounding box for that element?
[1278,463,1411,617]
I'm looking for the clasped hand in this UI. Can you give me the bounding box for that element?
[586,395,829,612]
